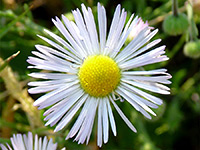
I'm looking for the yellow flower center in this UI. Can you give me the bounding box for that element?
[78,55,121,97]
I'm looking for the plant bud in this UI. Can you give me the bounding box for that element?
[163,13,189,36]
[184,40,200,59]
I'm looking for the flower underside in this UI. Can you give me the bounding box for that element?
[78,55,121,97]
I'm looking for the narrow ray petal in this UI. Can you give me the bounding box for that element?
[97,99,103,147]
[122,79,170,95]
[54,94,88,132]
[102,98,109,143]
[106,98,117,136]
[110,97,137,132]
[98,3,107,53]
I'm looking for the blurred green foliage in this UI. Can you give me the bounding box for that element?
[0,0,200,150]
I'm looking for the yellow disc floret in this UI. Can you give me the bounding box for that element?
[78,55,121,97]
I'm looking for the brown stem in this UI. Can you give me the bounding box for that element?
[2,96,15,138]
[0,57,43,129]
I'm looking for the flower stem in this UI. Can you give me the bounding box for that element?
[186,2,198,41]
[172,0,179,16]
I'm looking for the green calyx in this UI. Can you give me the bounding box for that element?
[184,40,200,59]
[163,13,189,36]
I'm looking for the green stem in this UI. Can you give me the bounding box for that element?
[186,2,199,41]
[168,34,186,58]
[172,0,178,16]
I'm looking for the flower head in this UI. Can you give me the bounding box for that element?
[27,3,171,147]
[0,132,64,150]
[128,18,152,40]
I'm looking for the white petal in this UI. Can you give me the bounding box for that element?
[6,144,12,150]
[117,86,156,117]
[123,74,172,84]
[28,72,77,80]
[122,79,170,95]
[66,96,92,140]
[106,98,117,136]
[116,87,152,119]
[34,134,38,150]
[37,34,81,63]
[105,4,121,55]
[109,97,137,132]
[33,81,79,108]
[41,136,47,150]
[119,45,168,70]
[28,78,77,86]
[61,15,88,57]
[115,27,152,63]
[105,8,127,56]
[38,138,42,150]
[44,89,84,126]
[35,45,78,64]
[44,29,84,58]
[97,3,107,54]
[110,15,139,58]
[27,56,75,73]
[0,144,8,150]
[122,81,163,105]
[27,132,33,150]
[22,134,28,150]
[121,82,159,108]
[85,100,98,144]
[120,39,161,63]
[122,68,169,76]
[31,50,73,67]
[73,97,97,144]
[72,9,93,55]
[54,94,88,132]
[81,4,99,54]
[85,98,99,144]
[11,134,25,150]
[127,39,161,60]
[97,98,103,147]
[52,17,85,60]
[28,84,65,94]
[102,98,109,143]
[28,53,71,69]
[47,138,57,150]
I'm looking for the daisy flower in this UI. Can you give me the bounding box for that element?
[128,18,152,40]
[27,3,171,147]
[0,132,65,150]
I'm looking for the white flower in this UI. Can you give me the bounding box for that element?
[128,18,152,40]
[27,3,171,147]
[0,132,64,150]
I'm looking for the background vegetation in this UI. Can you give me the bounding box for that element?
[0,0,200,149]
